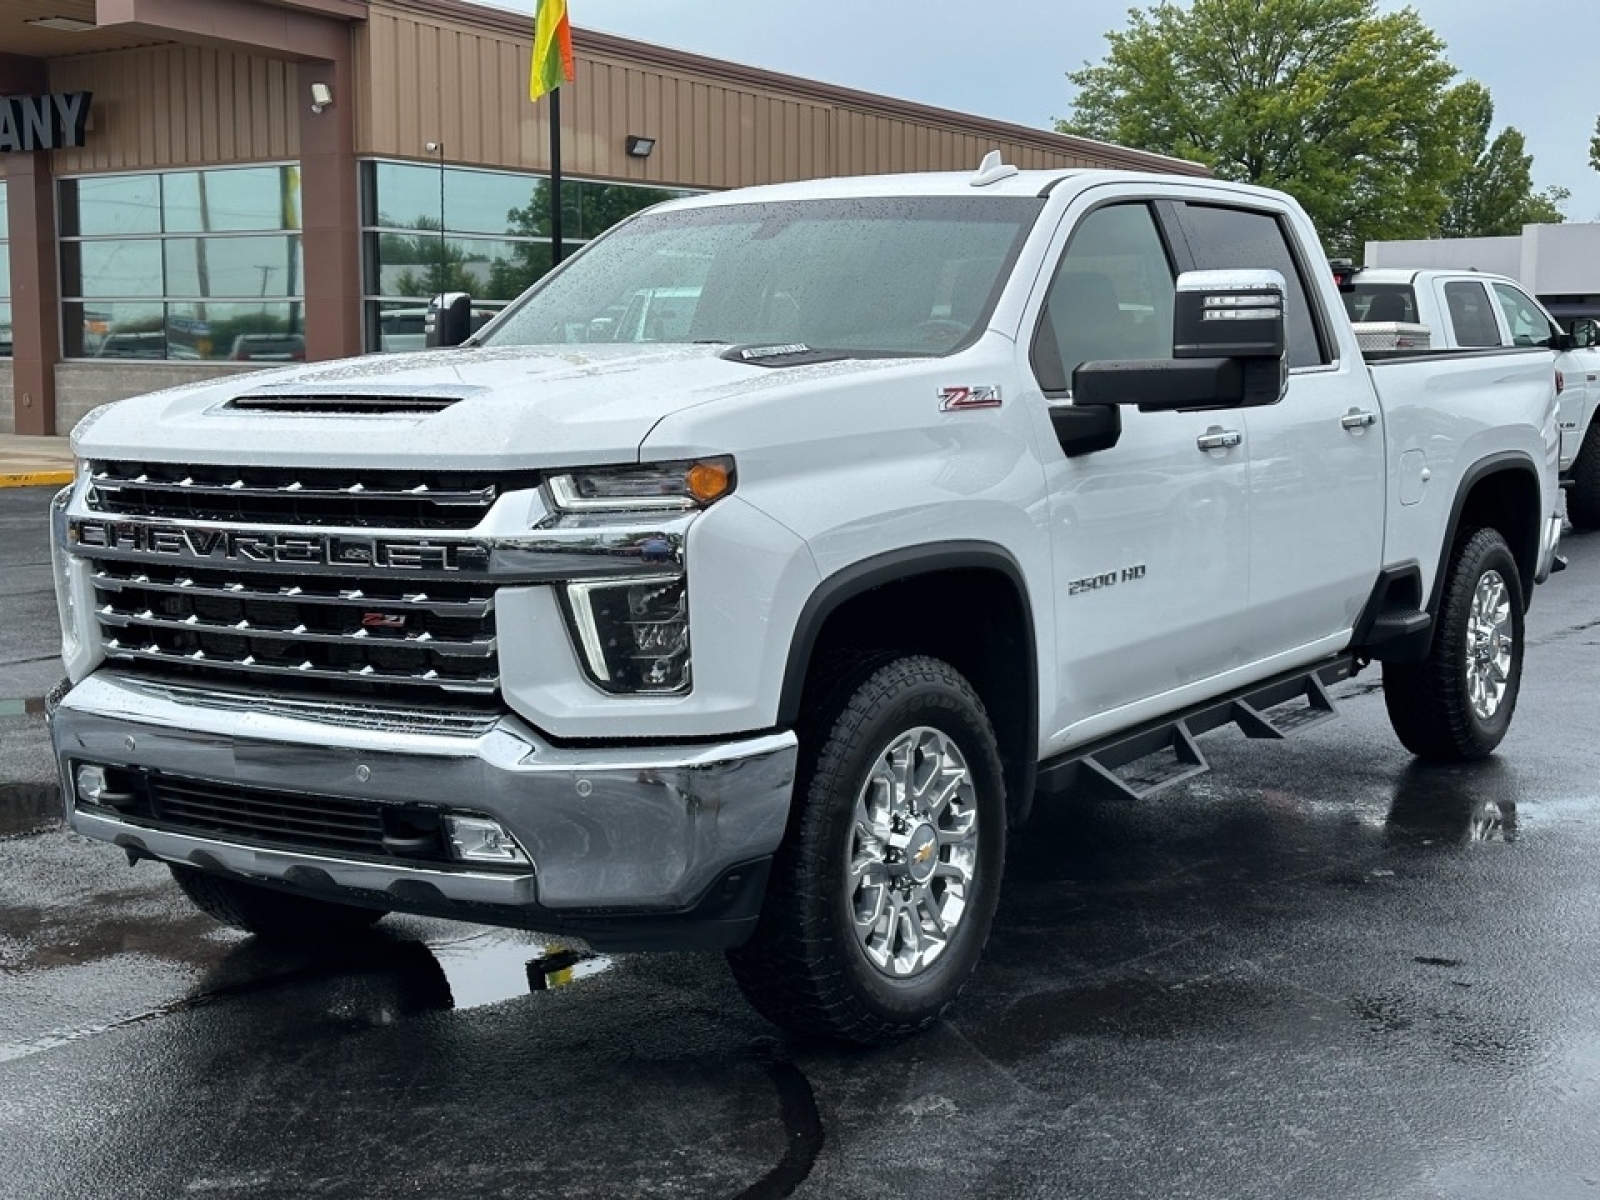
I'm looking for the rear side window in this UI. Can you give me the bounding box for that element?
[1442,281,1503,348]
[1344,285,1416,324]
[1491,282,1556,347]
[1179,204,1328,369]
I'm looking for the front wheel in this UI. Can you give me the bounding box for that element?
[728,655,1006,1044]
[1383,527,1524,762]
[170,865,387,941]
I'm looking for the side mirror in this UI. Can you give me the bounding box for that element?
[1173,268,1286,361]
[425,292,473,348]
[1073,269,1289,413]
[1571,317,1599,349]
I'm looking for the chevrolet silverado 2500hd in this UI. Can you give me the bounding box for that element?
[48,159,1564,1043]
[1342,265,1600,528]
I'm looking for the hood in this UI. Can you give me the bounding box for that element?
[70,343,863,470]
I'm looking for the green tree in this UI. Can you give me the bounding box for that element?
[1441,87,1566,236]
[1059,0,1482,257]
[487,180,679,299]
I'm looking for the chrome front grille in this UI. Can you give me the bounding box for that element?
[87,460,538,530]
[91,560,500,699]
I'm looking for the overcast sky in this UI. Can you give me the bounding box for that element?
[476,0,1600,225]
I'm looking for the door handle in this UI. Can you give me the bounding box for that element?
[1196,429,1241,451]
[1341,409,1377,430]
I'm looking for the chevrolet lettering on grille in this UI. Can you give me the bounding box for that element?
[70,519,491,572]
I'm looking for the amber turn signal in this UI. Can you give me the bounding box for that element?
[686,460,733,504]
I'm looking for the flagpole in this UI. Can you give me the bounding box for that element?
[550,87,563,266]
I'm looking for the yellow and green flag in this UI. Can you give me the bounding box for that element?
[530,0,575,101]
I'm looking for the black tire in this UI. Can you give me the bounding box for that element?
[1383,527,1524,762]
[1569,420,1600,531]
[727,655,1006,1044]
[169,864,386,941]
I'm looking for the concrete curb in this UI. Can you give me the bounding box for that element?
[0,471,73,489]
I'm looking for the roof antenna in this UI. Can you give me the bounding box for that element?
[971,150,1019,187]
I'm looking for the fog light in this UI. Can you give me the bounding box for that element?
[443,815,531,866]
[75,764,107,803]
[73,763,136,809]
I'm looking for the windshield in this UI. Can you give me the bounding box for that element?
[480,196,1045,356]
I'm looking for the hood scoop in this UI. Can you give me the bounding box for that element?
[226,393,464,415]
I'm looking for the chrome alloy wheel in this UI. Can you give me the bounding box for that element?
[1466,568,1515,720]
[848,726,980,978]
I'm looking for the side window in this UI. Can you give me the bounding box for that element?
[1442,281,1504,348]
[1031,203,1175,394]
[1344,285,1415,324]
[1179,204,1328,369]
[1491,282,1555,347]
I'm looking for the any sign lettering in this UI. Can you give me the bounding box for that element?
[0,92,92,153]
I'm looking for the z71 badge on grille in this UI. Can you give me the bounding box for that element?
[939,385,1002,411]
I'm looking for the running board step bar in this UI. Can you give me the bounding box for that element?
[1038,658,1354,803]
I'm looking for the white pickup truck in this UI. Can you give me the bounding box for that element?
[48,160,1564,1043]
[1342,265,1600,528]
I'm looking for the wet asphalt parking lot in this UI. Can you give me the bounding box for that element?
[3,484,1600,1199]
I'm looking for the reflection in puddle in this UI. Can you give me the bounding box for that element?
[429,933,613,1010]
[1386,760,1519,845]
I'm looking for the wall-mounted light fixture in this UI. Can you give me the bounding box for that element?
[625,135,657,159]
[309,82,334,114]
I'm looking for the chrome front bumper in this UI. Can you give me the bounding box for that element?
[50,673,797,947]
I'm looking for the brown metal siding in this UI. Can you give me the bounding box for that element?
[358,9,833,187]
[48,45,298,174]
[359,3,1204,186]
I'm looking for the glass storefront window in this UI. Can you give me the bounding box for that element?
[361,159,696,352]
[163,167,302,234]
[61,174,162,237]
[66,239,165,298]
[164,236,304,298]
[58,165,303,361]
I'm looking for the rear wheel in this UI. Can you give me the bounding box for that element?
[727,655,1006,1044]
[1569,420,1600,530]
[170,865,386,940]
[1383,527,1524,762]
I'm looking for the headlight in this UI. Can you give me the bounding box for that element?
[546,457,734,513]
[564,574,691,693]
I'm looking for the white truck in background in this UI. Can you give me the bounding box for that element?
[48,162,1565,1043]
[1341,266,1600,528]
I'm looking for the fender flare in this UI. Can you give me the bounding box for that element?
[1427,450,1543,620]
[776,541,1040,822]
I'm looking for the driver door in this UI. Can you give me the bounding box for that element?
[1029,197,1251,744]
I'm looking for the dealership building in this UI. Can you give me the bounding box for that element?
[0,0,1205,437]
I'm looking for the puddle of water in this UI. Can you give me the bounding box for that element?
[429,933,612,1011]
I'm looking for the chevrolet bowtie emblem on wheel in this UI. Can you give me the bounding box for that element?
[912,840,936,866]
[938,385,1002,411]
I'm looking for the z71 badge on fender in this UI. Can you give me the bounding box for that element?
[939,385,1002,411]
